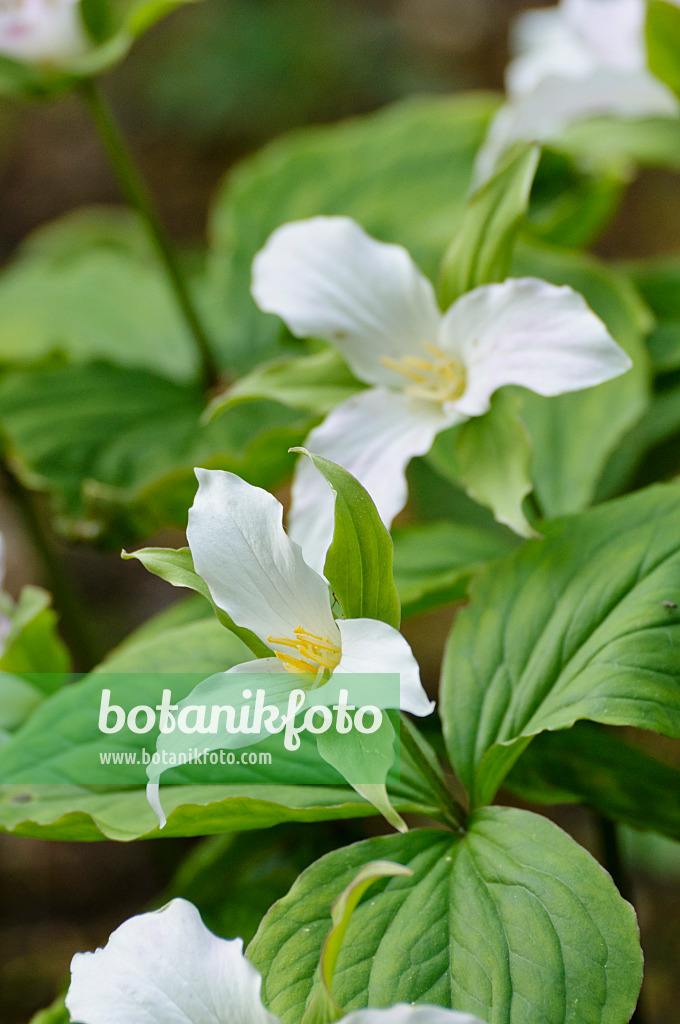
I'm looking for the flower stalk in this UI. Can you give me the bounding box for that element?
[80,78,220,391]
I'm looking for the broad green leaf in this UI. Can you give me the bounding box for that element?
[206,349,364,419]
[554,117,680,175]
[303,859,412,1023]
[647,1,680,100]
[122,545,270,657]
[439,143,540,307]
[317,719,405,834]
[208,95,617,371]
[441,481,680,808]
[0,614,435,840]
[0,586,70,677]
[506,721,680,841]
[296,450,400,628]
[427,391,536,538]
[0,209,199,381]
[393,519,518,618]
[166,822,364,946]
[626,256,680,373]
[512,241,651,518]
[248,814,642,1024]
[0,361,305,545]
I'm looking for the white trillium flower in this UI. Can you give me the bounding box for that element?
[146,468,433,826]
[66,898,488,1024]
[0,0,87,65]
[475,0,680,182]
[251,216,632,572]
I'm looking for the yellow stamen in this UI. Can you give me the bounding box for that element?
[381,343,466,404]
[267,625,341,678]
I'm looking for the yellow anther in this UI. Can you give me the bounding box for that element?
[267,624,341,678]
[381,343,466,404]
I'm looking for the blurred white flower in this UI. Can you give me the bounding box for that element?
[66,898,488,1024]
[252,216,631,569]
[0,0,87,65]
[475,0,680,182]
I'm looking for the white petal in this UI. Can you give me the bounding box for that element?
[0,0,87,64]
[335,619,434,717]
[344,1007,487,1024]
[251,217,442,388]
[66,899,278,1024]
[288,388,459,574]
[562,0,647,71]
[187,469,338,649]
[440,278,632,417]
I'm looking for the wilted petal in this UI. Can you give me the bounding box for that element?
[66,898,279,1024]
[188,469,338,648]
[288,388,459,574]
[344,1007,487,1024]
[440,278,632,417]
[335,618,434,718]
[251,216,442,388]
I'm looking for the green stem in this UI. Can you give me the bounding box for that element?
[399,713,466,830]
[2,466,99,671]
[80,78,219,391]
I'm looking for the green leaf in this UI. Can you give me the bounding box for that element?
[122,545,270,657]
[317,719,405,834]
[295,450,400,628]
[28,994,69,1024]
[0,613,434,840]
[0,360,305,545]
[439,143,540,308]
[555,117,680,175]
[647,1,680,100]
[166,823,363,946]
[208,95,498,371]
[626,256,680,373]
[206,349,364,419]
[512,241,652,518]
[0,586,70,677]
[0,209,200,381]
[506,721,680,842]
[440,481,680,808]
[248,814,642,1024]
[304,859,412,1023]
[428,391,536,538]
[392,519,519,618]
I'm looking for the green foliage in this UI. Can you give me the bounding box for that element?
[296,451,400,628]
[166,822,363,945]
[208,95,619,372]
[512,241,651,518]
[454,390,536,538]
[439,143,540,308]
[0,361,305,544]
[206,349,364,419]
[392,518,518,618]
[0,604,436,840]
[249,817,642,1024]
[440,481,680,807]
[122,545,270,656]
[507,722,680,842]
[647,1,680,101]
[0,209,199,381]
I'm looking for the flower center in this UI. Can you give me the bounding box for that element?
[381,343,466,404]
[266,625,342,679]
